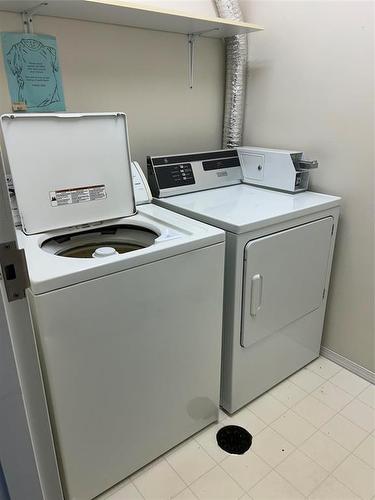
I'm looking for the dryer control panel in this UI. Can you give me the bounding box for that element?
[154,162,195,189]
[147,149,242,198]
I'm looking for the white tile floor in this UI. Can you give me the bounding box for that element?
[99,357,375,500]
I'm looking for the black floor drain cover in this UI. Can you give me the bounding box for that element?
[216,425,252,455]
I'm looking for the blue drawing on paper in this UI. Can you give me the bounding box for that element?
[1,32,65,112]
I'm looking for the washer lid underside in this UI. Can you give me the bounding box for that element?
[0,113,135,234]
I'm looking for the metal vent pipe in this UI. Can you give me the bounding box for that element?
[214,0,248,148]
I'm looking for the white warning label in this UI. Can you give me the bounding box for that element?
[50,185,107,207]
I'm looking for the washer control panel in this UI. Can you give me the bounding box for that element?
[147,149,242,198]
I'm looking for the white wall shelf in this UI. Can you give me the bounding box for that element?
[0,0,263,88]
[0,0,263,38]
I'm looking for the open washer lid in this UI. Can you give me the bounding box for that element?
[0,113,136,234]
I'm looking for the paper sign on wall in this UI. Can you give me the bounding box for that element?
[1,32,65,112]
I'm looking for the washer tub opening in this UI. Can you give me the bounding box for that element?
[41,225,159,258]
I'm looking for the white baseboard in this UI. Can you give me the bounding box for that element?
[320,346,375,384]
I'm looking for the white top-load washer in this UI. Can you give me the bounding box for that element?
[147,148,341,414]
[0,113,225,500]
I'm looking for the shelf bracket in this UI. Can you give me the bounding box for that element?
[187,34,196,89]
[21,2,48,34]
[187,28,219,89]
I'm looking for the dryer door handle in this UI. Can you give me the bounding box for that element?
[250,274,263,317]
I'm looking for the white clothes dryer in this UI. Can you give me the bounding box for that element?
[0,114,225,500]
[148,148,341,414]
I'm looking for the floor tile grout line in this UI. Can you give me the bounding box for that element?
[308,389,354,414]
[321,361,374,398]
[356,395,375,411]
[244,466,275,497]
[164,447,218,492]
[355,382,375,406]
[267,424,370,500]
[293,374,364,434]
[272,412,324,450]
[214,460,247,498]
[177,359,370,497]
[192,435,228,464]
[153,394,371,497]
[257,375,342,434]
[290,416,357,467]
[171,485,199,500]
[271,391,330,430]
[264,386,375,485]
[130,456,165,483]
[187,486,199,500]
[306,472,360,500]
[236,390,337,480]
[246,393,291,425]
[266,429,330,497]
[283,373,346,421]
[252,370,373,495]
[130,453,194,499]
[236,358,338,428]
[216,415,294,492]
[105,357,372,500]
[250,424,301,470]
[245,441,310,498]
[246,422,369,500]
[277,381,373,469]
[195,419,284,497]
[319,381,375,434]
[220,441,274,495]
[174,444,250,499]
[314,376,371,401]
[101,478,147,500]
[351,433,375,470]
[309,356,344,374]
[247,467,309,499]
[311,374,368,411]
[130,480,147,500]
[306,450,369,499]
[287,369,327,393]
[264,357,363,429]
[174,457,217,489]
[313,410,372,452]
[304,425,374,497]
[275,463,327,498]
[269,384,309,409]
[299,428,351,472]
[227,461,271,497]
[305,365,343,381]
[329,365,373,387]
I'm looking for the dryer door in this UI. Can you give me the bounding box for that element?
[241,217,334,348]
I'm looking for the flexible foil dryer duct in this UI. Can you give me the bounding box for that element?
[214,0,247,148]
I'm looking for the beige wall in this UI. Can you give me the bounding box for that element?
[1,1,374,372]
[240,0,374,371]
[0,7,224,168]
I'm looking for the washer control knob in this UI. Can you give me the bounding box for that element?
[92,247,118,258]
